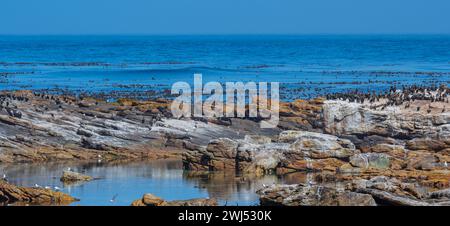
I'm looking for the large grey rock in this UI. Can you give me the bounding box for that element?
[183,135,287,173]
[279,130,357,159]
[323,100,450,140]
[183,130,360,173]
[257,184,377,206]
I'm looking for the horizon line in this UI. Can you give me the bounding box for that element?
[1,33,450,36]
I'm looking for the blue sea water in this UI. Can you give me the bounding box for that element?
[1,160,300,206]
[0,35,449,100]
[1,36,449,206]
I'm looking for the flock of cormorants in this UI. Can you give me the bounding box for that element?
[0,93,29,118]
[325,84,449,112]
[1,84,449,120]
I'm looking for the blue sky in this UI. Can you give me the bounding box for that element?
[1,0,449,35]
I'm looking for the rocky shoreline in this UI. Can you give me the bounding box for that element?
[0,90,183,163]
[257,176,450,206]
[0,179,77,205]
[181,86,450,205]
[1,86,449,206]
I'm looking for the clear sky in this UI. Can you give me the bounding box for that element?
[1,0,449,35]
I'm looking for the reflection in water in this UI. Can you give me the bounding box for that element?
[0,160,310,206]
[281,171,348,191]
[183,171,280,205]
[0,160,312,205]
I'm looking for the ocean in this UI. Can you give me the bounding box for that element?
[1,35,449,101]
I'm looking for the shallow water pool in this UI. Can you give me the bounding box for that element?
[0,160,309,206]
